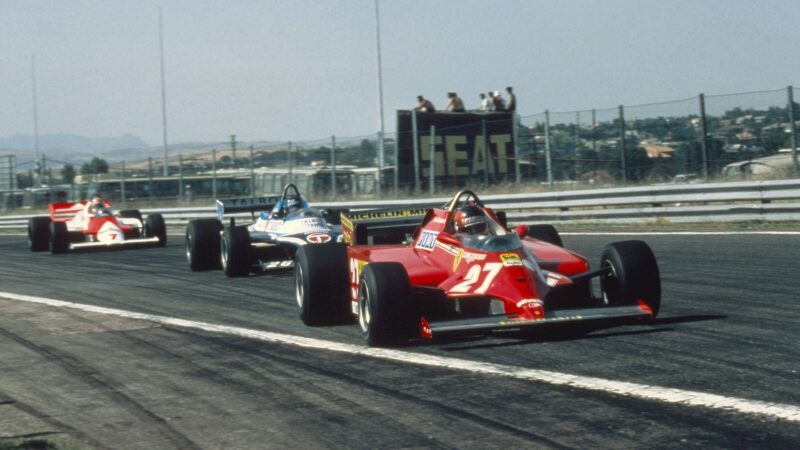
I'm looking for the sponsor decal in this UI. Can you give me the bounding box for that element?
[420,317,433,339]
[432,217,447,224]
[516,298,543,308]
[347,209,428,221]
[350,258,368,301]
[500,253,523,267]
[306,233,332,244]
[263,260,294,270]
[340,214,353,230]
[452,249,487,271]
[415,230,438,251]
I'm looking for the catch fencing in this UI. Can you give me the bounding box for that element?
[4,85,799,211]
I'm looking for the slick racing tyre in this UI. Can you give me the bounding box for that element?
[221,225,251,277]
[185,219,222,271]
[145,213,167,247]
[28,216,51,252]
[526,224,563,247]
[358,262,416,347]
[294,243,350,326]
[600,240,661,318]
[49,221,70,254]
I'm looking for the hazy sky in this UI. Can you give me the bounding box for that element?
[2,0,799,146]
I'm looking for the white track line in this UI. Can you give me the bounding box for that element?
[1,290,799,423]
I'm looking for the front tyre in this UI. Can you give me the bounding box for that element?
[49,221,70,254]
[221,226,251,277]
[600,240,661,318]
[28,217,51,252]
[294,243,350,326]
[145,214,167,247]
[185,219,222,271]
[358,262,415,347]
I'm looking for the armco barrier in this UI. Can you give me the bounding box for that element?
[2,179,800,230]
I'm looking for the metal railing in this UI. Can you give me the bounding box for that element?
[3,179,799,229]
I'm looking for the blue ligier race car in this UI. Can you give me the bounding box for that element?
[185,184,345,277]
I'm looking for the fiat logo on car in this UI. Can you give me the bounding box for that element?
[307,233,332,244]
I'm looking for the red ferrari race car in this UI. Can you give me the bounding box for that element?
[294,189,661,347]
[27,198,166,254]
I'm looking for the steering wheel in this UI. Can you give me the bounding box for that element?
[444,190,485,232]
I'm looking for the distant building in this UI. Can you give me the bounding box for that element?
[643,144,675,159]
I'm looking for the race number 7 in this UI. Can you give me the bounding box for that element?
[451,263,502,294]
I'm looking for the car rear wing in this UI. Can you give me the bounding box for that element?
[216,196,279,221]
[49,202,87,221]
[340,208,429,245]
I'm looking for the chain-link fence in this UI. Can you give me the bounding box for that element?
[3,86,799,211]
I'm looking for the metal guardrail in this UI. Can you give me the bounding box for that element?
[2,179,800,229]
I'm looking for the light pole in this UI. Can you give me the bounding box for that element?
[374,0,386,196]
[159,7,169,176]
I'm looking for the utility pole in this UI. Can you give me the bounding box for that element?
[31,55,40,187]
[788,86,798,176]
[158,7,169,176]
[699,94,709,180]
[230,134,237,162]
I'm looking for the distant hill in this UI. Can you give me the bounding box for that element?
[0,133,147,154]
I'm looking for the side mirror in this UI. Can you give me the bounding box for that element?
[436,232,461,247]
[515,224,528,239]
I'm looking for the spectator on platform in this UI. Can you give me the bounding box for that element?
[415,95,436,112]
[492,91,506,111]
[444,92,466,112]
[506,86,516,113]
[478,93,492,111]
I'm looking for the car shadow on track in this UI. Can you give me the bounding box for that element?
[432,314,727,351]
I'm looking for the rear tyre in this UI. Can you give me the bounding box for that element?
[221,226,251,277]
[49,221,70,254]
[600,240,661,318]
[294,243,350,326]
[28,217,51,252]
[185,219,222,271]
[145,214,167,247]
[358,262,415,347]
[526,224,563,247]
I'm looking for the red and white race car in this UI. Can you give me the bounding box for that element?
[28,200,166,254]
[295,189,661,347]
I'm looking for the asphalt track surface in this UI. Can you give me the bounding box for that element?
[0,233,799,449]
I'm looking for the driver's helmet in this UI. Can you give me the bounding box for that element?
[284,196,303,214]
[90,195,102,207]
[454,205,488,235]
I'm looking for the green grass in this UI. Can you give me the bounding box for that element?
[0,437,82,450]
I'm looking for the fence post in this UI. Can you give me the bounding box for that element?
[544,110,553,187]
[575,111,581,180]
[592,109,598,181]
[376,131,383,198]
[393,133,398,196]
[513,112,521,184]
[618,105,627,184]
[120,160,126,207]
[331,135,337,198]
[178,153,184,201]
[249,145,256,196]
[481,120,490,187]
[699,93,709,180]
[429,125,436,196]
[788,86,798,176]
[288,141,293,186]
[412,110,420,193]
[148,157,154,204]
[211,149,217,198]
